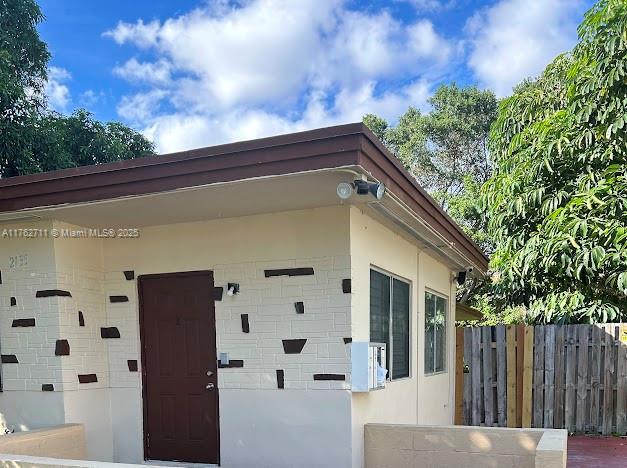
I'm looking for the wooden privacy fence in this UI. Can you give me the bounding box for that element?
[454,323,627,435]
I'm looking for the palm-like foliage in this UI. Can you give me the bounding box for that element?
[483,0,627,323]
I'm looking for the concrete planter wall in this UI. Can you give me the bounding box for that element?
[0,424,85,460]
[365,424,567,468]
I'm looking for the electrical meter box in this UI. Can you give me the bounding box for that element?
[351,342,387,392]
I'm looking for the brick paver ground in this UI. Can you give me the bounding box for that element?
[568,435,627,467]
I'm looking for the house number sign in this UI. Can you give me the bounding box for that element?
[9,254,28,270]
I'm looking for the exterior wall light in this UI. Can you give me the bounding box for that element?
[456,271,467,285]
[227,283,240,296]
[337,182,354,200]
[354,180,386,200]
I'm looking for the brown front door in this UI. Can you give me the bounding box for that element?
[138,271,219,464]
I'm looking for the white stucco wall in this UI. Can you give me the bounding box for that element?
[0,203,459,468]
[0,220,66,431]
[348,207,456,468]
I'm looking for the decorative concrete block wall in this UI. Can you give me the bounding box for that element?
[103,271,140,389]
[96,255,352,392]
[0,229,62,393]
[213,256,352,390]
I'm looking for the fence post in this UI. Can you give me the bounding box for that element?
[617,324,627,435]
[505,326,516,427]
[554,326,565,428]
[522,326,534,428]
[602,324,616,435]
[455,327,464,425]
[516,325,525,427]
[482,327,494,426]
[471,327,482,425]
[533,326,545,427]
[576,325,590,432]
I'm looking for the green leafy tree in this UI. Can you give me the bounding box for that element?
[483,0,627,323]
[365,84,497,252]
[0,0,49,176]
[0,0,155,178]
[364,85,497,313]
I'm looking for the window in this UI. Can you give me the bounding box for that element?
[425,291,448,374]
[369,269,411,380]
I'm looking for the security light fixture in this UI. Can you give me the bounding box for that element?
[354,180,386,200]
[456,271,467,285]
[336,182,354,200]
[227,283,240,296]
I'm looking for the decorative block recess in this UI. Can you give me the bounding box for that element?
[55,339,70,356]
[123,270,135,280]
[12,318,35,327]
[78,374,98,384]
[218,359,244,368]
[10,297,16,306]
[241,314,250,333]
[294,302,305,314]
[213,287,224,301]
[78,311,85,327]
[42,384,54,391]
[282,339,307,354]
[101,327,121,338]
[343,337,352,344]
[109,295,128,303]
[264,267,314,278]
[313,374,345,381]
[36,289,72,298]
[276,370,285,389]
[342,279,351,293]
[127,360,138,372]
[1,355,18,364]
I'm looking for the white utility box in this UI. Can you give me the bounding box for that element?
[351,342,387,392]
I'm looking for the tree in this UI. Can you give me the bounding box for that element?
[364,84,497,252]
[29,110,155,173]
[482,0,627,323]
[0,0,155,178]
[0,0,49,176]
[364,85,498,313]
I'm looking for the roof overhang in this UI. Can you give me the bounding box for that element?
[0,123,489,273]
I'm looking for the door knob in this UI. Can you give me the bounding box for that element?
[206,383,215,389]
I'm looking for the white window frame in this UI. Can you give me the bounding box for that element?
[369,266,412,381]
[424,288,449,376]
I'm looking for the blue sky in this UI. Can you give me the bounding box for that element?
[38,0,593,153]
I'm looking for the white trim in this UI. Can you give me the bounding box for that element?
[369,265,412,381]
[424,288,449,376]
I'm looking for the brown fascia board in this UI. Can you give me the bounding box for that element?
[357,125,489,271]
[0,122,488,270]
[0,123,364,212]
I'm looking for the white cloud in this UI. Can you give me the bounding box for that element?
[117,89,168,122]
[404,0,455,11]
[144,79,432,154]
[103,19,160,48]
[45,67,71,112]
[407,20,451,61]
[105,0,451,152]
[113,58,172,85]
[79,89,105,107]
[466,0,587,96]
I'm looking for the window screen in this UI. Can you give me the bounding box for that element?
[370,269,390,371]
[369,269,411,380]
[392,279,410,379]
[425,292,448,374]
